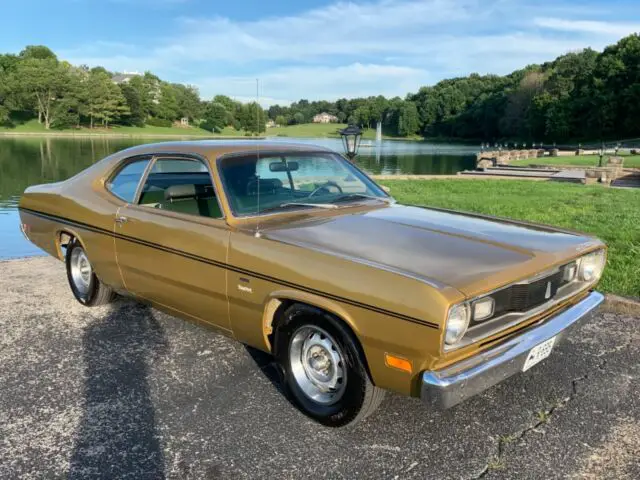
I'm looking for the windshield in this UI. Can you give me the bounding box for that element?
[218,151,389,216]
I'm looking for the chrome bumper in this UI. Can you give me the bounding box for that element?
[421,291,604,409]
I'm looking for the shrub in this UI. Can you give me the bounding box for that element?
[146,117,172,128]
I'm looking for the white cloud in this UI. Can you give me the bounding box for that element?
[534,17,640,36]
[59,0,640,104]
[194,63,433,105]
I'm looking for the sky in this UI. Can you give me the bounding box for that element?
[2,0,640,106]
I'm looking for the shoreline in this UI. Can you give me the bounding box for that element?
[0,131,267,140]
[0,131,425,142]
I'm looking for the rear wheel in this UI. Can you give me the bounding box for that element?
[275,304,385,427]
[65,239,114,306]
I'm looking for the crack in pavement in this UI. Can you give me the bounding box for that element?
[470,327,639,479]
[471,355,612,479]
[472,398,570,479]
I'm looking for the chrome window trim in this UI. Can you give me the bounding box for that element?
[135,152,226,220]
[104,155,154,204]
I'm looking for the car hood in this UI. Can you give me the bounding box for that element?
[262,204,601,297]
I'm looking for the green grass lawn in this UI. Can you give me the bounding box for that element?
[266,123,423,141]
[381,179,640,298]
[0,119,240,137]
[266,123,348,137]
[511,154,640,169]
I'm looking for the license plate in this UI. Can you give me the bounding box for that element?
[522,336,556,372]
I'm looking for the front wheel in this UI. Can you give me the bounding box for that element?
[65,239,114,306]
[275,305,385,427]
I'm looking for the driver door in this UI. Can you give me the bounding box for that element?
[112,155,231,333]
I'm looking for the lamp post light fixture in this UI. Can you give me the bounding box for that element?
[339,124,363,161]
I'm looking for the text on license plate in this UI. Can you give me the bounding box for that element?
[522,336,556,372]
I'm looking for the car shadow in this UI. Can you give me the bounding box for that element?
[68,300,168,480]
[243,345,287,395]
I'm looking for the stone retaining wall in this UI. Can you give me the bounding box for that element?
[476,149,547,168]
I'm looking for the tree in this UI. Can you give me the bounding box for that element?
[174,84,202,121]
[9,57,72,129]
[499,70,545,139]
[83,70,113,128]
[240,102,267,133]
[292,111,305,124]
[98,82,130,127]
[19,45,56,60]
[202,102,227,132]
[213,94,236,112]
[275,115,286,126]
[397,101,420,136]
[155,83,179,121]
[0,54,19,123]
[353,105,371,128]
[120,83,145,127]
[127,72,161,120]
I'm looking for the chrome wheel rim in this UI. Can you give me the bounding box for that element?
[289,326,347,405]
[70,248,92,295]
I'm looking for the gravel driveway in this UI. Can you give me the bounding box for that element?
[1,257,638,479]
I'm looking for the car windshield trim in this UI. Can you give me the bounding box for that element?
[259,202,339,214]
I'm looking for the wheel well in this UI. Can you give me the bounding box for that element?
[267,299,294,351]
[58,231,75,259]
[269,300,374,384]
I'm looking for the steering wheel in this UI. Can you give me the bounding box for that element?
[308,181,344,198]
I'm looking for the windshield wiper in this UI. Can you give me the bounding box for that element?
[259,202,339,214]
[331,193,394,204]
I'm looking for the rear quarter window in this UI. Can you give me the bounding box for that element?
[106,158,151,202]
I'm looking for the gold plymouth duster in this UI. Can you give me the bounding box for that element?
[19,141,606,427]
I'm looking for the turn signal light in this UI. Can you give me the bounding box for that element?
[384,353,412,373]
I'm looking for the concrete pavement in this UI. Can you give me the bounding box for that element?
[1,257,638,479]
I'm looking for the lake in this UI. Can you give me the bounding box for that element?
[0,136,477,259]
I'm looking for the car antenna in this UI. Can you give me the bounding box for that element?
[255,77,262,238]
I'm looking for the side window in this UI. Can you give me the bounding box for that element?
[106,158,151,203]
[138,157,223,219]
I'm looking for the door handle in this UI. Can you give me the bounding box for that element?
[115,215,128,225]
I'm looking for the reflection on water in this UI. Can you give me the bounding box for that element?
[355,153,474,175]
[0,136,476,259]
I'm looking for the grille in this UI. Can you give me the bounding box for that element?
[478,263,575,323]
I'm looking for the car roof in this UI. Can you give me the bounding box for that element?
[112,140,335,161]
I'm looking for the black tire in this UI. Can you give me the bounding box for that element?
[65,238,114,307]
[274,304,385,427]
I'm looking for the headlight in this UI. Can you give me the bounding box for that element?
[445,303,471,346]
[578,250,606,283]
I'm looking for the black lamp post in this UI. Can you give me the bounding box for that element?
[339,124,362,161]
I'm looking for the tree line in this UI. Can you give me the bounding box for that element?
[2,33,640,142]
[267,33,640,143]
[0,45,267,133]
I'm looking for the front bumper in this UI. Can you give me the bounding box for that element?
[421,291,604,409]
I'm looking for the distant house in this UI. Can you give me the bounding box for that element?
[313,112,338,123]
[111,71,142,84]
[112,72,161,105]
[266,119,277,128]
